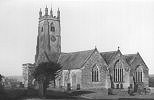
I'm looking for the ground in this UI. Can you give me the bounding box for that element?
[1,87,154,100]
[23,87,154,100]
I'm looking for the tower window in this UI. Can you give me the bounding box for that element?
[50,23,55,32]
[41,27,43,32]
[51,26,55,32]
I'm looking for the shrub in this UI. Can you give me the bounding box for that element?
[149,77,154,87]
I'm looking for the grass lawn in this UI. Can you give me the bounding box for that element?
[79,87,154,100]
[0,88,87,100]
[2,87,154,100]
[0,88,27,100]
[24,88,154,100]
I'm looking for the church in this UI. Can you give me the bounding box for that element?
[34,6,149,90]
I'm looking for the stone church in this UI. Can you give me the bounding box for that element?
[35,7,149,90]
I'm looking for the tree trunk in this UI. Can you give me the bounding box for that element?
[110,75,114,89]
[43,82,47,97]
[38,75,47,98]
[39,80,44,97]
[54,79,56,88]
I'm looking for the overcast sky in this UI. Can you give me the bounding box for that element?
[0,0,154,76]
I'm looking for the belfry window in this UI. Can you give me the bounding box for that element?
[50,23,55,32]
[51,27,55,32]
[92,64,99,82]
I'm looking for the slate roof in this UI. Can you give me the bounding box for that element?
[125,53,148,73]
[124,53,139,76]
[100,51,140,67]
[57,49,95,70]
[124,54,137,65]
[100,51,118,65]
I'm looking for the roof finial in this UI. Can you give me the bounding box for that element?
[57,8,60,19]
[39,8,42,18]
[45,5,48,16]
[118,46,120,50]
[50,4,53,17]
[95,45,97,49]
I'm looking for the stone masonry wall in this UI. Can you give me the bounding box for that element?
[131,54,149,87]
[81,49,108,89]
[60,69,81,90]
[108,53,131,89]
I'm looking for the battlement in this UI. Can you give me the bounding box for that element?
[39,6,60,21]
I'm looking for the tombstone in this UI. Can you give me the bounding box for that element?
[120,83,123,89]
[130,84,133,89]
[77,84,80,90]
[108,88,113,95]
[67,83,71,91]
[145,87,151,95]
[134,84,138,92]
[144,87,146,95]
[116,84,119,89]
[111,83,114,89]
[137,83,144,95]
[128,86,134,96]
[128,87,130,94]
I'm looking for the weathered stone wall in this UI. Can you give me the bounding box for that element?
[35,13,61,64]
[108,53,131,89]
[56,51,149,90]
[131,54,149,87]
[70,69,82,90]
[143,70,149,87]
[123,70,130,89]
[61,70,69,89]
[22,64,35,88]
[60,69,81,90]
[81,49,108,89]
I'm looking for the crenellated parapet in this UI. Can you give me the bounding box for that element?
[39,6,60,22]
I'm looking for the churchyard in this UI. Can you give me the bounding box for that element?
[0,84,154,100]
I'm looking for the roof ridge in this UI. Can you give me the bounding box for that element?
[65,49,95,54]
[61,52,68,54]
[124,53,137,56]
[101,50,117,54]
[58,49,96,70]
[100,50,118,65]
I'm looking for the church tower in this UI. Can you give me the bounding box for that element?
[35,6,61,64]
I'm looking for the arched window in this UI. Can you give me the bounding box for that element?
[134,66,143,83]
[50,23,55,32]
[113,60,123,82]
[92,64,99,82]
